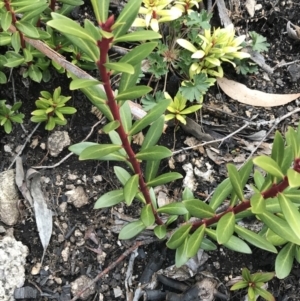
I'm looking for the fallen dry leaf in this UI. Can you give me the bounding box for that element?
[217,77,300,107]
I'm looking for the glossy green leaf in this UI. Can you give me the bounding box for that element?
[4,57,25,68]
[272,130,284,167]
[286,126,299,157]
[166,224,192,249]
[14,1,46,13]
[209,178,232,211]
[21,3,49,22]
[94,189,124,209]
[183,199,215,218]
[205,228,252,254]
[141,204,155,226]
[157,202,188,215]
[227,164,245,201]
[141,116,165,151]
[287,169,300,188]
[124,175,139,205]
[136,146,172,161]
[182,187,194,200]
[114,166,131,186]
[129,99,171,135]
[258,211,300,245]
[265,228,288,246]
[1,11,12,31]
[145,160,160,182]
[278,193,300,240]
[175,237,189,267]
[91,0,109,23]
[15,20,39,38]
[230,280,249,290]
[79,144,122,160]
[118,62,142,94]
[114,30,162,43]
[235,225,277,253]
[104,62,134,74]
[200,237,217,251]
[251,271,275,283]
[119,42,158,65]
[112,0,143,39]
[253,170,265,191]
[255,287,275,301]
[70,78,101,90]
[48,13,96,43]
[250,193,266,214]
[115,85,152,101]
[102,120,120,134]
[146,172,182,187]
[69,142,98,155]
[186,225,205,258]
[217,212,235,244]
[253,156,284,179]
[154,225,167,239]
[0,33,11,46]
[275,242,295,279]
[28,65,42,83]
[119,101,132,133]
[283,188,300,204]
[119,220,146,240]
[281,145,293,174]
[149,187,157,210]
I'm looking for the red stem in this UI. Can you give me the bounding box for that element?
[96,18,163,225]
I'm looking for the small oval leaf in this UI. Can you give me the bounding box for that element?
[119,220,146,240]
[183,199,215,218]
[94,189,124,209]
[166,224,192,249]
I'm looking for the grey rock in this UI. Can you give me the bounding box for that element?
[47,131,71,157]
[0,169,19,226]
[65,186,89,208]
[71,275,95,300]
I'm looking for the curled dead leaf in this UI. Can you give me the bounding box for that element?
[287,21,300,41]
[217,77,300,107]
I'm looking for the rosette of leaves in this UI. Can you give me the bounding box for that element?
[230,268,275,301]
[177,24,251,78]
[31,87,76,130]
[0,100,24,134]
[164,91,202,124]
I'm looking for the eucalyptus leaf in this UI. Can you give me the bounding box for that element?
[94,189,124,209]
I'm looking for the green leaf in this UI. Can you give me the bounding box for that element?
[79,144,122,160]
[253,156,284,179]
[0,33,11,46]
[115,85,152,101]
[145,160,160,182]
[102,120,120,134]
[235,225,277,253]
[186,224,205,258]
[119,101,132,133]
[114,30,162,43]
[272,131,284,167]
[141,204,155,226]
[166,224,192,249]
[157,203,188,215]
[28,65,42,83]
[255,287,275,301]
[209,178,232,211]
[242,268,251,281]
[0,71,7,84]
[253,170,265,191]
[287,169,300,188]
[175,237,189,267]
[120,42,158,65]
[258,211,300,245]
[278,193,300,240]
[109,131,127,156]
[119,220,146,240]
[118,62,142,94]
[217,212,235,244]
[14,1,47,13]
[1,11,12,31]
[183,199,215,218]
[154,225,167,239]
[91,0,109,23]
[250,193,266,214]
[94,189,124,209]
[70,78,101,90]
[251,271,275,283]
[15,20,39,38]
[112,0,144,39]
[21,3,49,22]
[129,99,171,135]
[230,280,249,290]
[146,172,182,187]
[200,237,217,251]
[48,13,96,43]
[275,242,295,279]
[69,142,98,155]
[114,166,131,186]
[265,228,288,246]
[295,246,300,264]
[227,164,245,201]
[104,62,134,74]
[281,145,293,174]
[141,116,165,151]
[136,146,172,161]
[5,57,25,68]
[124,174,139,205]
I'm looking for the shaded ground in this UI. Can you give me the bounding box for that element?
[1,0,300,300]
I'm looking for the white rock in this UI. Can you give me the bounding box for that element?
[47,131,71,157]
[71,275,96,300]
[66,186,89,208]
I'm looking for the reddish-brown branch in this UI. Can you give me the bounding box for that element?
[96,18,163,225]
